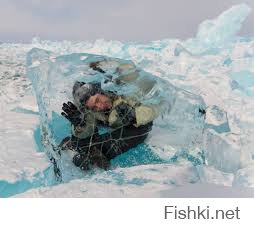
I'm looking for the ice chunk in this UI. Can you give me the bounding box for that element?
[154,88,206,150]
[174,43,193,57]
[203,129,242,173]
[229,70,254,96]
[27,48,206,180]
[205,105,230,133]
[197,4,251,45]
[185,4,252,54]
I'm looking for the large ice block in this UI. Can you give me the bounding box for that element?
[26,48,206,180]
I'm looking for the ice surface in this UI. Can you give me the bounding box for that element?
[0,4,254,197]
[15,163,199,197]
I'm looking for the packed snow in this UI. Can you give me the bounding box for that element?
[1,4,254,197]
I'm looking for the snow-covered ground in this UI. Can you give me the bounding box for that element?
[1,4,254,197]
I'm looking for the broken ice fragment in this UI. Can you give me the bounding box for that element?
[184,4,252,54]
[205,105,230,133]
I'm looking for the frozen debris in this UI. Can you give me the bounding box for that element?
[205,105,230,133]
[185,4,252,54]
